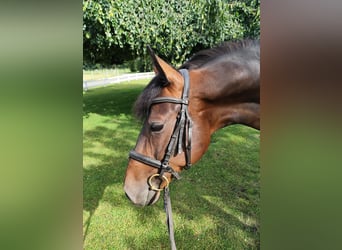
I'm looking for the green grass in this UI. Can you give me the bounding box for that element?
[83,68,131,81]
[83,80,260,249]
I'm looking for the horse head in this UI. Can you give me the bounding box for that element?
[124,40,260,206]
[124,48,210,206]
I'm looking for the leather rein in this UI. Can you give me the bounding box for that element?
[128,69,192,250]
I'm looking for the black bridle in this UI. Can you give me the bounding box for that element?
[128,69,192,250]
[129,68,193,186]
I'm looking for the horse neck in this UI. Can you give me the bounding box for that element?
[189,63,260,133]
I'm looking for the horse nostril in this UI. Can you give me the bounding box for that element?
[150,122,164,132]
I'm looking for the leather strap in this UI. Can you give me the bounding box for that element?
[129,150,181,180]
[129,69,192,176]
[152,97,188,105]
[164,187,176,250]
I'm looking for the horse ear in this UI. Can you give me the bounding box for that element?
[147,45,164,76]
[147,45,182,89]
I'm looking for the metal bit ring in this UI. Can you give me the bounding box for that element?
[148,174,169,191]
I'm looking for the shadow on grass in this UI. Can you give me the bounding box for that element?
[165,126,260,249]
[83,83,144,117]
[83,83,144,241]
[83,82,260,249]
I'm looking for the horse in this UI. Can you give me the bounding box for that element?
[124,39,260,207]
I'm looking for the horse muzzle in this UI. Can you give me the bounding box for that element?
[124,180,161,206]
[124,173,171,206]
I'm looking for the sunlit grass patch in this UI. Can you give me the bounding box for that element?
[83,68,131,81]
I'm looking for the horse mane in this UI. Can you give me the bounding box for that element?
[133,39,259,121]
[180,39,260,70]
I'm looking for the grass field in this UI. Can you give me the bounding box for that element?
[83,68,131,81]
[83,80,260,249]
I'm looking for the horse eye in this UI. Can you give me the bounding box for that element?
[150,122,164,132]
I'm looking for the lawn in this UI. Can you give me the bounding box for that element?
[83,68,131,81]
[83,80,260,249]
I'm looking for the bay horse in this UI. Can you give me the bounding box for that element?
[124,39,260,207]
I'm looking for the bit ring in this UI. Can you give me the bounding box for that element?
[148,174,169,191]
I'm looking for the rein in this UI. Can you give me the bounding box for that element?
[129,69,192,250]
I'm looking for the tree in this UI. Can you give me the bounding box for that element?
[83,0,260,69]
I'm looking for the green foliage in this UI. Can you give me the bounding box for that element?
[228,0,260,38]
[83,0,260,68]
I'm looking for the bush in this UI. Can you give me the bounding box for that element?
[126,57,152,72]
[83,0,260,68]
